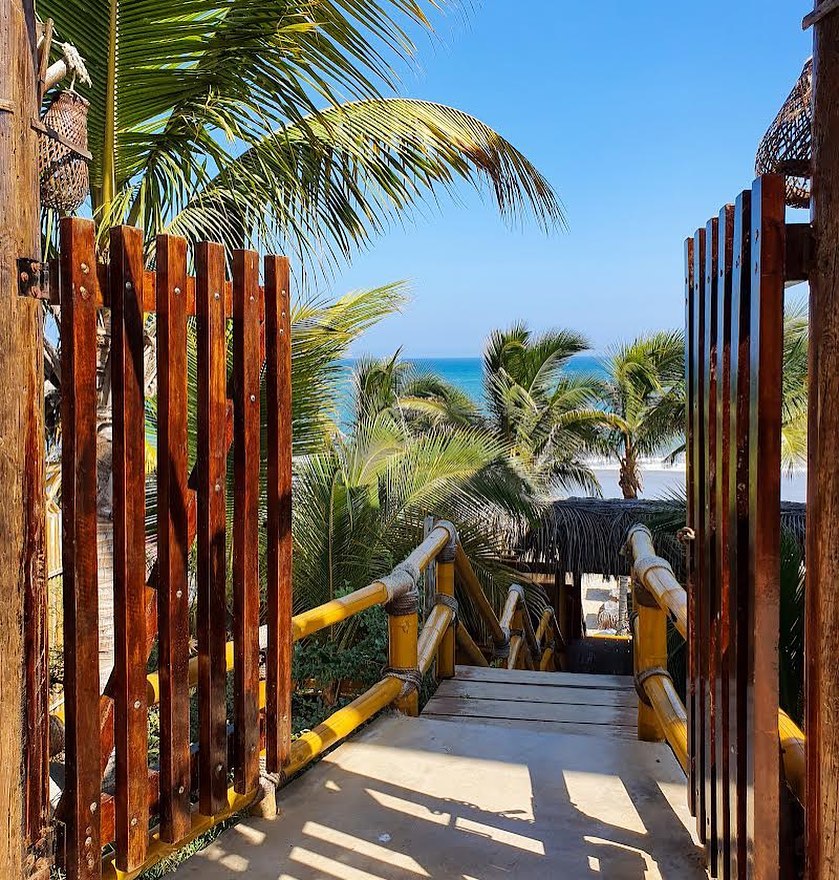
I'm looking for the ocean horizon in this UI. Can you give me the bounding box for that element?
[336,356,806,501]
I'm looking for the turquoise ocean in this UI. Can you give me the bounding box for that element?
[339,353,607,416]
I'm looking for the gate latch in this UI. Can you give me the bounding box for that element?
[17,259,52,301]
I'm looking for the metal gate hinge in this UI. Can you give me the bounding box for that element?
[17,258,52,301]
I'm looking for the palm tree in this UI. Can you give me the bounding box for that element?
[482,323,606,496]
[781,298,808,472]
[597,331,686,499]
[38,1,562,261]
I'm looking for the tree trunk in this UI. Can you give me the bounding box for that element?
[807,4,839,876]
[0,2,46,876]
[619,441,641,499]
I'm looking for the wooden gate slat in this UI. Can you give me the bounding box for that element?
[747,175,784,878]
[156,234,192,842]
[110,225,150,871]
[691,226,708,847]
[684,236,696,819]
[264,255,293,773]
[704,216,720,874]
[196,241,229,815]
[232,250,261,794]
[728,188,752,880]
[60,217,102,880]
[714,206,735,880]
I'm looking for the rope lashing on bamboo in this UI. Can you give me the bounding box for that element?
[434,592,458,618]
[632,554,676,583]
[381,559,421,616]
[435,519,459,562]
[383,666,423,698]
[492,635,511,659]
[634,666,674,707]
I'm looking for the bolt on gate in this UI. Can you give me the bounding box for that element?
[53,217,293,879]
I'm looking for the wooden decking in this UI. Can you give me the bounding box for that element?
[178,666,704,879]
[423,664,638,739]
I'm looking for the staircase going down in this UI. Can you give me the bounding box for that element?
[178,665,705,880]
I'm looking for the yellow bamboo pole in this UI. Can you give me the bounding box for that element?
[627,524,687,639]
[436,541,457,680]
[627,521,806,802]
[454,544,507,646]
[285,677,403,778]
[499,587,520,632]
[456,624,489,667]
[389,609,419,716]
[778,709,805,805]
[418,605,455,674]
[643,673,689,774]
[633,579,668,742]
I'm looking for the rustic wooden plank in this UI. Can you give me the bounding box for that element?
[433,679,637,708]
[423,696,636,727]
[692,226,708,847]
[155,234,192,843]
[196,241,229,815]
[714,205,735,880]
[264,255,293,773]
[232,250,261,794]
[425,715,640,741]
[728,189,752,880]
[747,175,784,879]
[110,225,150,871]
[703,215,720,874]
[45,260,235,315]
[59,217,102,880]
[684,235,696,820]
[453,666,634,690]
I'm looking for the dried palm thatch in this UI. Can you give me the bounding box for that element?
[755,58,812,209]
[520,497,807,582]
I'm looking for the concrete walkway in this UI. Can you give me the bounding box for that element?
[177,683,705,879]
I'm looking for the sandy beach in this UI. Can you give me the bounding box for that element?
[567,461,807,503]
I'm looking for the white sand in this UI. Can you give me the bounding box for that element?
[561,462,806,503]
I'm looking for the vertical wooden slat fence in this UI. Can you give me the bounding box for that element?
[195,240,230,818]
[232,250,261,795]
[54,219,293,878]
[110,225,149,872]
[155,233,191,844]
[685,174,787,879]
[60,217,102,880]
[264,256,293,773]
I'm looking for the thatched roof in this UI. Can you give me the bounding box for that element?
[521,497,806,581]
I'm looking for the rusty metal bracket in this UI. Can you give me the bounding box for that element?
[17,259,52,300]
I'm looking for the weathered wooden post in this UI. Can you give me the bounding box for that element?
[0,0,47,877]
[806,2,839,876]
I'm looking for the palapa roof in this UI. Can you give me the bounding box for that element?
[521,497,806,581]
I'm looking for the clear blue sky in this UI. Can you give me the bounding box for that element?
[328,1,811,358]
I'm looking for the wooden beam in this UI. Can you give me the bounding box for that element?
[806,4,839,876]
[0,1,47,875]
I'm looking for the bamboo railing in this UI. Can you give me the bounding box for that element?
[626,524,805,804]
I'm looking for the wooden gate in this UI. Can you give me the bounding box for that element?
[685,173,809,879]
[54,217,292,879]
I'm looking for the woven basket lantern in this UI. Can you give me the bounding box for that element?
[755,59,812,209]
[38,89,90,214]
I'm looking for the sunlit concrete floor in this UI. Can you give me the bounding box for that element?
[177,711,706,879]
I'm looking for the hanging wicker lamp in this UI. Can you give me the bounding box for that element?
[755,58,812,209]
[37,88,91,214]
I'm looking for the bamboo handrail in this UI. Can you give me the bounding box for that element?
[53,525,455,726]
[456,624,490,667]
[626,523,805,804]
[454,544,507,647]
